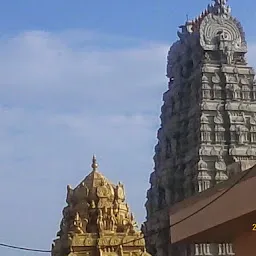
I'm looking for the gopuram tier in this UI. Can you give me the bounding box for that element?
[52,156,151,256]
[143,1,255,256]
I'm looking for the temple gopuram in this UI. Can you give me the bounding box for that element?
[144,0,255,255]
[51,156,151,256]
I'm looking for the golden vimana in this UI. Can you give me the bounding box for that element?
[52,155,151,256]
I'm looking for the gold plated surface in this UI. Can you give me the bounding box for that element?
[52,156,150,256]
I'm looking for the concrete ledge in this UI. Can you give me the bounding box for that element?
[170,164,256,244]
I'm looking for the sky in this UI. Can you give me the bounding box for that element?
[0,0,256,255]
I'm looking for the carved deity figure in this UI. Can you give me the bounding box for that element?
[218,30,234,65]
[236,125,248,144]
[71,212,84,234]
[225,43,234,65]
[107,208,116,231]
[97,179,112,208]
[233,84,241,100]
[113,199,119,214]
[116,182,125,202]
[90,200,96,209]
[214,110,223,124]
[215,155,226,171]
[241,85,251,100]
[97,209,104,232]
[226,83,240,100]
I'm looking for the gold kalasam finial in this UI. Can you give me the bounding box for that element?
[91,155,98,171]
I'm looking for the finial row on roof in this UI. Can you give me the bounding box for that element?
[182,0,231,33]
[209,0,231,16]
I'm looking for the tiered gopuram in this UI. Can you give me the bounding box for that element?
[144,0,256,255]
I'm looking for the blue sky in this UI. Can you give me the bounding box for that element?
[0,0,256,255]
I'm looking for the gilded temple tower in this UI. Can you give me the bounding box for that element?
[144,1,256,255]
[52,156,151,256]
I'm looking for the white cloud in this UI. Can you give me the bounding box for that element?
[0,30,168,113]
[0,30,168,254]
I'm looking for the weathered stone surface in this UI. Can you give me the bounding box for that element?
[143,1,252,255]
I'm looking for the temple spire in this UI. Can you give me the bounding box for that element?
[52,157,149,256]
[91,155,98,171]
[212,0,228,5]
[211,0,231,15]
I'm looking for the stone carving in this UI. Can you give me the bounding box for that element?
[195,243,212,255]
[238,103,250,111]
[200,12,247,52]
[202,74,212,99]
[228,112,246,124]
[219,30,235,64]
[246,146,256,156]
[201,113,212,143]
[215,155,226,171]
[97,179,113,208]
[97,209,104,232]
[214,110,223,124]
[215,170,228,183]
[250,113,256,143]
[218,243,235,255]
[236,125,248,144]
[214,111,225,143]
[252,84,256,100]
[241,85,250,100]
[212,72,222,99]
[241,75,249,85]
[226,83,241,100]
[70,212,84,234]
[212,72,221,84]
[116,182,125,202]
[210,147,218,156]
[210,0,231,16]
[198,158,208,171]
[197,169,211,192]
[52,157,150,256]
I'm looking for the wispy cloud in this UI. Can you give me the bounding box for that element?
[0,30,168,113]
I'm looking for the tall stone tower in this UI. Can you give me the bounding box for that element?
[52,156,151,256]
[143,0,256,255]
